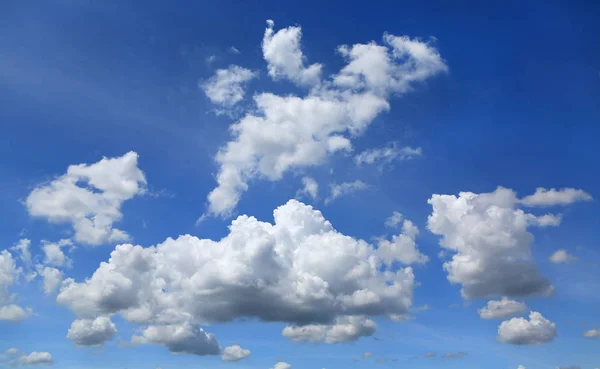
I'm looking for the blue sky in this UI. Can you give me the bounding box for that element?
[1,1,599,369]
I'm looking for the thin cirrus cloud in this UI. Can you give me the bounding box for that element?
[25,152,147,246]
[354,143,422,167]
[206,19,447,217]
[56,199,421,354]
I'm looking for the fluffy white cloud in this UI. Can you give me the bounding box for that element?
[427,187,559,299]
[549,249,576,263]
[0,304,29,322]
[201,65,256,107]
[517,365,525,369]
[297,177,318,200]
[362,352,374,358]
[355,143,422,167]
[377,219,428,265]
[478,297,527,320]
[221,344,251,361]
[385,211,404,228]
[41,239,73,268]
[18,352,53,365]
[0,250,19,304]
[131,322,220,356]
[4,348,19,355]
[583,328,600,338]
[57,200,416,350]
[520,188,592,207]
[282,316,376,344]
[38,267,63,295]
[26,152,146,246]
[271,362,291,369]
[325,181,368,204]
[497,311,556,345]
[67,316,117,346]
[10,239,31,268]
[207,21,447,217]
[262,20,322,87]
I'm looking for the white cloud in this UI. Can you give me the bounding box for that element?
[38,267,63,295]
[355,143,422,167]
[57,200,416,350]
[0,304,29,322]
[443,352,468,359]
[478,297,527,319]
[221,344,251,361]
[131,322,220,356]
[282,316,376,344]
[41,239,73,268]
[497,311,556,345]
[207,21,446,217]
[271,362,291,369]
[583,328,600,338]
[377,219,428,265]
[297,177,318,200]
[4,348,19,355]
[229,46,240,54]
[10,239,31,268]
[385,211,404,228]
[201,65,256,107]
[362,352,373,358]
[67,316,117,346]
[549,249,576,263]
[18,352,53,365]
[0,250,19,304]
[520,188,592,207]
[26,152,147,246]
[518,365,525,369]
[262,20,322,87]
[427,187,558,299]
[325,180,368,204]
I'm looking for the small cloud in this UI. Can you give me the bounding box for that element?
[384,211,403,228]
[424,352,436,358]
[443,352,468,359]
[229,46,240,54]
[583,328,600,338]
[206,55,216,64]
[549,249,576,263]
[325,180,368,204]
[362,352,373,359]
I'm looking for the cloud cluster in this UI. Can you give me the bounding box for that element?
[67,316,117,346]
[201,65,256,107]
[427,187,559,299]
[478,297,527,320]
[26,152,146,245]
[56,200,417,353]
[220,344,251,361]
[0,250,29,322]
[207,20,447,216]
[497,311,556,345]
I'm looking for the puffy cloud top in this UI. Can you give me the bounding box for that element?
[478,297,527,320]
[497,311,557,345]
[221,344,251,361]
[67,316,117,346]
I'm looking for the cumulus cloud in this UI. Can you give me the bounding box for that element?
[41,239,73,268]
[221,344,251,361]
[520,188,592,207]
[131,322,220,356]
[207,20,447,217]
[282,316,376,344]
[262,20,322,86]
[271,362,291,369]
[478,297,527,320]
[355,143,422,167]
[583,328,600,338]
[325,181,368,204]
[57,200,417,351]
[377,218,428,265]
[201,65,257,107]
[517,365,525,369]
[18,352,53,365]
[297,177,318,200]
[0,250,19,304]
[384,211,404,228]
[38,267,63,295]
[549,249,576,263]
[0,304,30,322]
[497,311,556,345]
[10,239,31,268]
[67,316,117,346]
[427,187,560,299]
[26,152,147,246]
[4,348,19,355]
